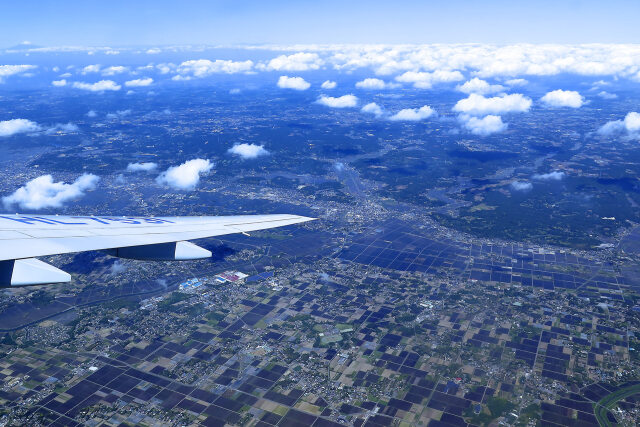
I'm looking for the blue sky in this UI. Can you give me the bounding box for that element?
[1,0,639,47]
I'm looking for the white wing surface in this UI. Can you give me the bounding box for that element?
[0,214,314,261]
[0,214,315,286]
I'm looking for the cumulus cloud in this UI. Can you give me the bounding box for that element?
[72,80,121,92]
[52,79,67,87]
[453,93,532,115]
[101,65,128,76]
[457,78,504,95]
[598,120,625,136]
[106,109,131,119]
[277,75,310,90]
[81,64,100,74]
[228,143,269,159]
[146,48,162,54]
[361,102,384,117]
[2,174,99,210]
[156,63,173,74]
[355,78,398,90]
[261,52,322,71]
[461,114,507,135]
[395,70,464,89]
[533,171,565,181]
[86,110,97,118]
[317,94,358,108]
[156,159,213,190]
[43,123,79,134]
[307,44,640,79]
[596,91,617,99]
[540,89,584,108]
[0,65,36,83]
[0,119,78,136]
[505,78,528,86]
[624,113,640,132]
[127,162,158,172]
[0,119,41,137]
[125,77,153,87]
[109,260,127,275]
[511,181,533,191]
[389,105,435,121]
[598,112,640,137]
[321,80,337,89]
[175,59,253,78]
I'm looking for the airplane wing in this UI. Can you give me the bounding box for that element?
[0,214,315,287]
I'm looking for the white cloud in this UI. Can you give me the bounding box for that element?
[461,114,507,135]
[43,123,79,134]
[317,94,358,108]
[52,79,67,87]
[511,181,533,191]
[625,112,640,132]
[0,119,79,136]
[294,44,640,79]
[81,64,100,74]
[109,260,127,275]
[106,109,131,119]
[228,143,269,159]
[598,120,626,136]
[453,93,532,115]
[505,78,528,86]
[321,80,337,89]
[59,72,72,78]
[72,80,121,92]
[175,59,253,78]
[395,70,464,89]
[125,77,153,87]
[86,110,97,118]
[0,119,41,137]
[389,105,435,121]
[261,52,323,71]
[156,159,213,190]
[540,89,584,108]
[0,65,36,83]
[598,112,640,137]
[361,102,384,117]
[156,63,173,74]
[277,76,310,90]
[456,78,504,95]
[355,78,398,90]
[146,48,162,54]
[127,162,158,172]
[533,171,565,181]
[2,174,99,210]
[596,91,617,99]
[101,65,127,76]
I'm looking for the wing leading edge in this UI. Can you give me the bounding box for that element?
[0,214,315,286]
